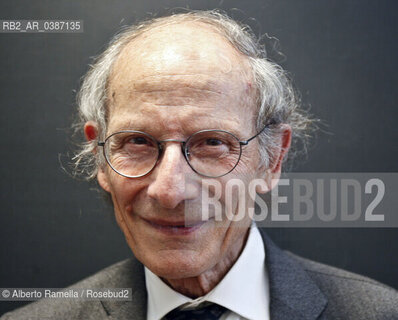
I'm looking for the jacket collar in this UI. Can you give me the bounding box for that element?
[259,229,327,319]
[101,229,327,320]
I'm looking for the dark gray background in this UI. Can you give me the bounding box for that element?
[1,0,397,315]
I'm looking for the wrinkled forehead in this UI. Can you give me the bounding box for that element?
[107,21,255,107]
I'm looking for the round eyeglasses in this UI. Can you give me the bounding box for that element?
[98,123,273,178]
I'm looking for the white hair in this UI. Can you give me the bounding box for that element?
[72,9,314,179]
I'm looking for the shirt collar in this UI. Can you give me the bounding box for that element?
[145,224,269,320]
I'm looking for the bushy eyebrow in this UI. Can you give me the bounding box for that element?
[107,118,244,139]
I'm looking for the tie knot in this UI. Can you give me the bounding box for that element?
[164,302,227,320]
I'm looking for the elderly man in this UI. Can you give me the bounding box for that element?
[2,10,397,320]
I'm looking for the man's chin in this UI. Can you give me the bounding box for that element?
[142,250,212,280]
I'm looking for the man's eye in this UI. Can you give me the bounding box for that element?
[206,138,223,146]
[129,136,150,145]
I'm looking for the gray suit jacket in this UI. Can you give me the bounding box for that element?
[2,229,397,320]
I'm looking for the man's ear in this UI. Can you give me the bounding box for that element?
[84,121,98,142]
[257,124,292,194]
[84,121,111,193]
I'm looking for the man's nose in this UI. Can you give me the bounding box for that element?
[147,143,198,209]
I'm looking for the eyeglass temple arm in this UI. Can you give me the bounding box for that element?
[98,142,105,146]
[239,119,277,145]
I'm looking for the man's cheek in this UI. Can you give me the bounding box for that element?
[237,154,259,173]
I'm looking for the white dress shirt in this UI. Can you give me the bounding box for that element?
[145,223,270,320]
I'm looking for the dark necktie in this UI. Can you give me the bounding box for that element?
[164,302,227,320]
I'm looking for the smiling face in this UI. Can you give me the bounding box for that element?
[94,22,264,280]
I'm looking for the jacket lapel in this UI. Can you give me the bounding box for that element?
[100,258,147,320]
[259,229,328,319]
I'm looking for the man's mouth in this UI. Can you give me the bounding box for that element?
[142,218,208,235]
